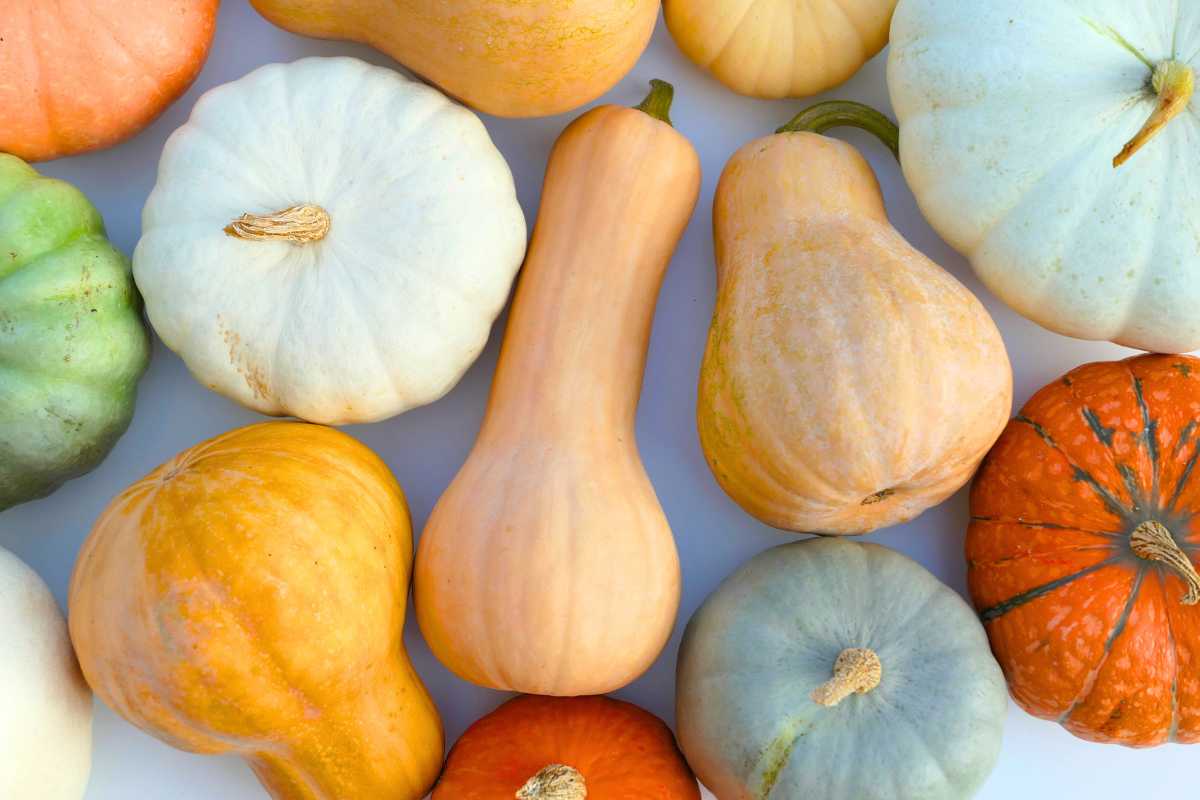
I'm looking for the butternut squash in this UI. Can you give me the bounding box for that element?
[698,102,1012,534]
[68,422,443,800]
[414,82,700,696]
[248,0,658,117]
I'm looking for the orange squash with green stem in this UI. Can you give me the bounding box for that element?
[698,101,1011,535]
[415,81,700,696]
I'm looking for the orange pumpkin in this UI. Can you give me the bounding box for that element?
[434,695,700,799]
[968,353,1200,746]
[1,1,219,161]
[68,422,444,798]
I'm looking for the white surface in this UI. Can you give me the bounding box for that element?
[1,4,1192,799]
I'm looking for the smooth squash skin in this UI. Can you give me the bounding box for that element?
[434,695,700,799]
[698,109,1012,535]
[0,547,92,799]
[415,84,700,696]
[0,0,218,161]
[68,422,444,800]
[249,0,658,117]
[969,354,1200,746]
[665,0,896,99]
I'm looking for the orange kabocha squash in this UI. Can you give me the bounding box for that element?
[415,82,700,696]
[249,0,657,117]
[698,103,1011,534]
[1,1,218,161]
[969,354,1200,746]
[434,695,700,799]
[68,422,443,798]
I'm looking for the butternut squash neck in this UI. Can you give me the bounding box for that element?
[480,83,699,439]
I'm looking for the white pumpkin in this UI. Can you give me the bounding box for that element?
[134,57,527,424]
[889,0,1200,353]
[0,547,92,799]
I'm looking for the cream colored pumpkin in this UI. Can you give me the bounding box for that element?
[133,57,526,424]
[889,0,1200,352]
[664,0,897,98]
[0,547,92,799]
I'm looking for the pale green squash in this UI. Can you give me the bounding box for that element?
[0,154,150,511]
[676,538,1007,800]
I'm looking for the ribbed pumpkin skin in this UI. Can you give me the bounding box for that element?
[665,0,896,99]
[415,102,700,695]
[676,538,1007,799]
[0,0,218,161]
[249,0,657,117]
[698,133,1011,535]
[68,422,444,799]
[969,354,1200,746]
[0,154,150,511]
[434,695,700,799]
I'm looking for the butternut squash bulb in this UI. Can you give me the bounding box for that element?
[68,422,444,800]
[665,0,898,99]
[415,83,700,696]
[133,57,526,425]
[0,0,218,162]
[698,104,1012,535]
[1,547,92,799]
[249,0,659,117]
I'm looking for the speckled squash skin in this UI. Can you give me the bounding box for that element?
[249,0,658,117]
[677,538,1007,800]
[0,155,150,511]
[68,422,444,800]
[697,132,1011,535]
[665,0,897,99]
[969,354,1200,746]
[434,695,700,799]
[0,0,218,161]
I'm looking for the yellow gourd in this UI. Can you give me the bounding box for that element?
[665,0,897,98]
[249,0,659,117]
[68,422,443,800]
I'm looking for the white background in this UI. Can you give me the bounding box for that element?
[1,3,1193,798]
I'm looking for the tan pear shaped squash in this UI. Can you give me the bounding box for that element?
[698,103,1012,535]
[415,83,700,696]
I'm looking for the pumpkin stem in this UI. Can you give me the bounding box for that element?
[811,647,882,707]
[1131,520,1200,605]
[776,101,900,161]
[225,204,331,243]
[515,764,587,800]
[634,79,675,127]
[1113,60,1194,168]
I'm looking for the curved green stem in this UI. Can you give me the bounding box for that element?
[776,101,900,161]
[635,80,675,127]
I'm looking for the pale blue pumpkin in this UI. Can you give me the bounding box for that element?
[676,538,1007,800]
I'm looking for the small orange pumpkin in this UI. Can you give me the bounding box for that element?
[1,1,219,161]
[969,353,1200,746]
[434,695,700,799]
